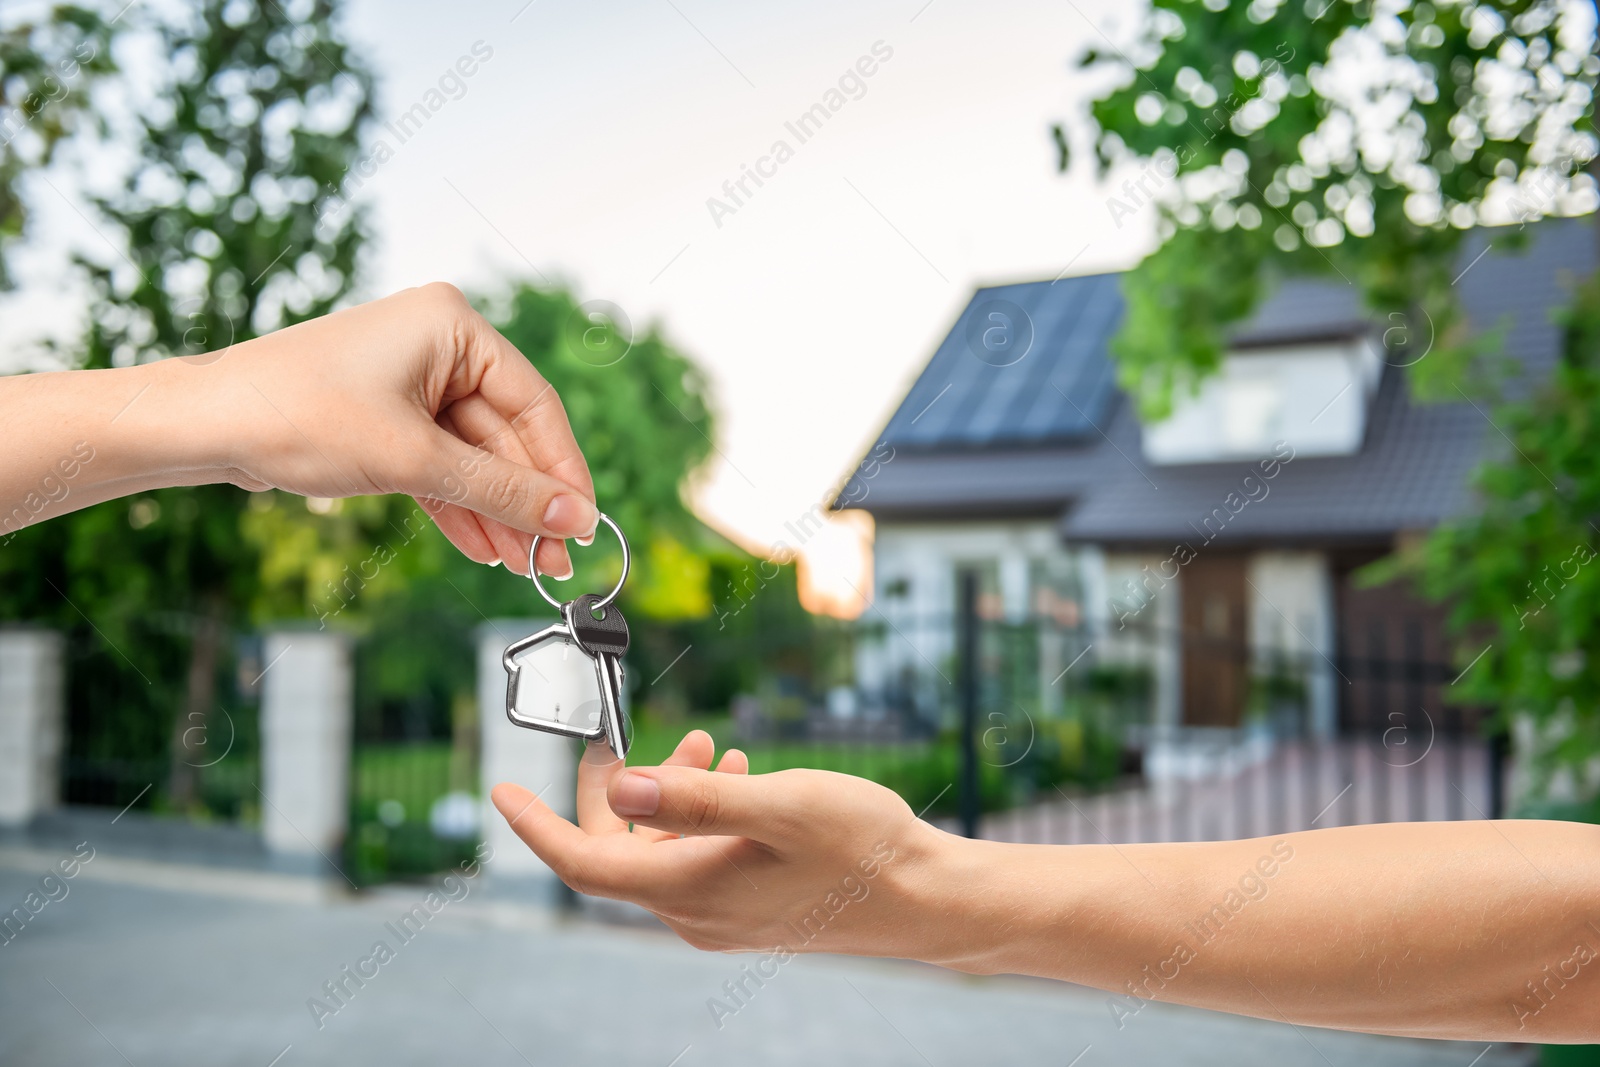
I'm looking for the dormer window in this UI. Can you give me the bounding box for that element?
[1221,372,1285,454]
[1142,335,1381,464]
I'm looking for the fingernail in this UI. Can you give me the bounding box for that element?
[551,564,574,580]
[543,494,597,538]
[488,558,503,568]
[612,772,659,817]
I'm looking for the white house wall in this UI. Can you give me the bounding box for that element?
[872,520,1070,610]
[865,520,1075,718]
[865,526,1333,737]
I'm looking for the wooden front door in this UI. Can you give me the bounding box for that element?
[1331,550,1461,736]
[1180,553,1249,727]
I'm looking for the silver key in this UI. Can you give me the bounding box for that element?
[566,591,631,760]
[503,514,632,758]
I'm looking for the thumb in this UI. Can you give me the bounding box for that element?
[419,429,598,541]
[609,765,800,842]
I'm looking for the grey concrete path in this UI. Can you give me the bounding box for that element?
[0,848,1535,1067]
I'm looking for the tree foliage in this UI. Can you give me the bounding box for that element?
[490,285,719,617]
[0,4,116,289]
[0,0,379,810]
[79,0,371,369]
[1070,0,1600,804]
[7,0,381,627]
[1395,271,1600,807]
[1067,0,1597,417]
[0,2,766,808]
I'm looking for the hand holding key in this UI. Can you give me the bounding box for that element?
[1,283,598,577]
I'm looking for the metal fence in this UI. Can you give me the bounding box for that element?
[61,617,259,821]
[343,636,480,886]
[51,593,1503,885]
[640,584,1502,847]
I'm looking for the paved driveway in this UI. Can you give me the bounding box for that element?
[0,849,1535,1067]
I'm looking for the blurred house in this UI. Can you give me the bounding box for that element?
[836,218,1597,736]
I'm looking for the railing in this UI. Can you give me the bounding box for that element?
[344,636,481,886]
[61,619,259,821]
[45,599,1502,885]
[626,600,1502,847]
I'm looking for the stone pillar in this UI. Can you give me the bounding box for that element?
[0,628,65,827]
[478,619,576,899]
[259,631,352,860]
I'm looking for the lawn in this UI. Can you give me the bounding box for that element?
[347,741,475,884]
[629,716,1008,816]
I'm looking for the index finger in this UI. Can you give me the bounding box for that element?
[461,312,596,507]
[491,782,587,876]
[492,782,702,903]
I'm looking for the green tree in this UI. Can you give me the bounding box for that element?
[0,0,378,811]
[0,5,116,290]
[3,4,755,817]
[1066,0,1596,417]
[492,285,718,613]
[1067,1,1600,806]
[1399,272,1600,813]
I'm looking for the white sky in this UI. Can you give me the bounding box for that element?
[341,0,1153,551]
[2,0,1156,550]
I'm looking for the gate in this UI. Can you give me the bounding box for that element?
[344,634,480,885]
[62,616,259,822]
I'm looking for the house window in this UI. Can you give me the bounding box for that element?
[1222,374,1283,453]
[1142,337,1381,464]
[1030,556,1083,628]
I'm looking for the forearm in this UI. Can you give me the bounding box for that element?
[3,284,598,575]
[2,359,228,533]
[920,820,1600,1042]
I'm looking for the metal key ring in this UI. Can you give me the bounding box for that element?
[527,512,630,612]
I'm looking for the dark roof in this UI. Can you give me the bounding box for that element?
[1228,277,1370,348]
[841,217,1597,544]
[1058,370,1484,545]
